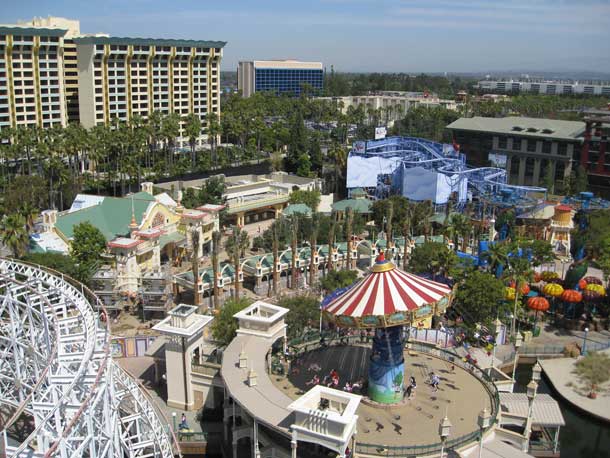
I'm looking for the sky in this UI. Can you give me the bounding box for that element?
[4,0,610,73]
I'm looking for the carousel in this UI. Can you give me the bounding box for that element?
[323,252,453,404]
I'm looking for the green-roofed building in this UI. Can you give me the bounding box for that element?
[283,204,313,217]
[331,198,372,215]
[446,116,586,188]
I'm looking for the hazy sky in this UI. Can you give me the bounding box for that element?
[4,0,610,73]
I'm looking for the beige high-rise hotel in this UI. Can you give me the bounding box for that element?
[0,16,225,146]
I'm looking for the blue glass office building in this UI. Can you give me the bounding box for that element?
[255,68,323,95]
[238,60,323,97]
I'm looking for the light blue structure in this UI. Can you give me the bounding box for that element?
[347,136,547,211]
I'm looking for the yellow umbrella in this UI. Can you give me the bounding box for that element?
[542,283,564,297]
[585,283,606,296]
[505,286,516,301]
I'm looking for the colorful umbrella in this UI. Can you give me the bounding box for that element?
[583,276,602,285]
[578,279,587,290]
[527,296,550,312]
[585,283,606,296]
[560,289,582,303]
[543,283,564,297]
[541,271,559,281]
[582,289,601,301]
[505,287,516,301]
[509,281,530,295]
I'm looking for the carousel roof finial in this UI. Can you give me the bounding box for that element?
[376,251,385,263]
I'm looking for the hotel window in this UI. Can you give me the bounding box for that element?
[512,138,522,151]
[498,136,507,149]
[527,140,537,152]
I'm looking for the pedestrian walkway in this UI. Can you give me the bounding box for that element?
[539,348,610,423]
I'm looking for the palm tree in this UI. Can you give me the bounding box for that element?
[224,225,250,298]
[191,228,201,306]
[184,113,202,169]
[386,200,394,260]
[206,113,222,167]
[0,214,28,258]
[413,200,434,241]
[272,222,279,295]
[211,230,221,309]
[19,203,39,234]
[401,203,413,270]
[290,216,300,289]
[483,241,509,277]
[447,214,472,253]
[346,207,354,270]
[504,255,534,337]
[309,213,319,288]
[328,212,337,272]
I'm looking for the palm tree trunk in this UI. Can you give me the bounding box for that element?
[212,231,221,309]
[272,224,279,295]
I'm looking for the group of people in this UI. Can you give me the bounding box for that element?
[305,368,364,394]
[403,371,442,399]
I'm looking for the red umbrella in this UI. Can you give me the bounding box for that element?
[527,296,550,312]
[560,290,582,303]
[527,296,550,334]
[578,279,587,290]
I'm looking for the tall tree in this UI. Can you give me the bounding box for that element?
[70,222,106,271]
[290,216,299,289]
[346,207,354,270]
[191,228,201,306]
[309,213,319,288]
[286,110,308,173]
[385,200,394,260]
[272,222,280,295]
[0,214,29,258]
[212,230,221,309]
[184,113,202,168]
[225,226,250,298]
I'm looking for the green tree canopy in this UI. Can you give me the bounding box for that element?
[70,222,106,268]
[454,270,507,329]
[408,241,458,278]
[278,295,320,339]
[210,297,253,346]
[22,252,90,284]
[320,270,359,293]
[289,189,321,212]
[0,213,29,258]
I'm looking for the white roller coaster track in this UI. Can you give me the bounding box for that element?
[0,259,180,458]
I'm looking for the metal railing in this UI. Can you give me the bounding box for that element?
[283,332,499,457]
[176,431,207,442]
[191,361,221,377]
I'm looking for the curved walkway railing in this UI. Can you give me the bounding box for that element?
[284,332,500,457]
[0,259,179,458]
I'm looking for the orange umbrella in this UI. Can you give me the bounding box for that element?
[578,279,587,290]
[560,289,582,303]
[527,296,550,312]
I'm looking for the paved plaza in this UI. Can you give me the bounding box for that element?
[540,348,610,423]
[272,344,494,447]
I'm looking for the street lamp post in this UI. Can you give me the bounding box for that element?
[524,380,538,452]
[582,327,589,355]
[532,361,542,383]
[511,332,523,388]
[172,412,176,431]
[438,414,452,458]
[477,407,492,458]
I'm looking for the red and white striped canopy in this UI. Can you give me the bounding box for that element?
[324,255,451,325]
